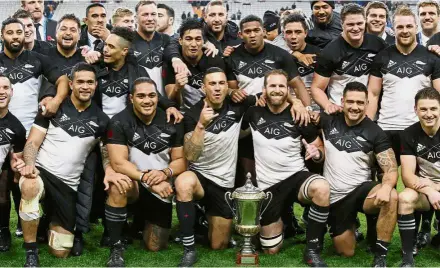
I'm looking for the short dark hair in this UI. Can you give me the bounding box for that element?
[340,3,365,22]
[131,77,157,94]
[415,87,440,106]
[203,67,225,82]
[282,13,308,31]
[57,14,81,30]
[70,62,96,81]
[365,1,390,20]
[135,1,157,13]
[240,15,263,31]
[343,81,368,97]
[86,3,105,17]
[179,18,203,39]
[0,74,11,86]
[157,3,175,19]
[264,69,289,87]
[12,9,32,20]
[111,26,135,43]
[1,18,24,35]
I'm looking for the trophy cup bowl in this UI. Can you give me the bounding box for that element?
[225,174,272,266]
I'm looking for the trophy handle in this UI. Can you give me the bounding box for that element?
[224,192,237,218]
[259,192,273,220]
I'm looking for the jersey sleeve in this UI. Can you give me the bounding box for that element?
[369,51,385,78]
[299,124,319,144]
[35,52,62,84]
[163,36,181,62]
[224,56,237,81]
[318,112,332,130]
[12,121,26,153]
[32,111,50,130]
[280,50,300,81]
[96,113,110,140]
[106,118,128,146]
[314,52,335,78]
[373,128,392,154]
[183,111,198,134]
[241,108,252,130]
[400,129,416,156]
[172,122,184,147]
[431,56,440,80]
[163,61,176,86]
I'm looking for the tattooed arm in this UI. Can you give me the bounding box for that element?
[372,148,398,205]
[376,148,398,188]
[100,141,110,171]
[184,128,205,162]
[21,126,47,178]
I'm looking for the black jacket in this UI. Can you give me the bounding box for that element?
[203,20,242,52]
[45,18,57,43]
[306,12,343,49]
[78,24,112,51]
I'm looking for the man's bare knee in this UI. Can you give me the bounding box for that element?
[309,179,330,205]
[48,226,73,258]
[107,183,128,206]
[20,179,40,200]
[175,172,198,201]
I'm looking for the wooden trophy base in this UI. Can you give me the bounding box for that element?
[236,252,259,266]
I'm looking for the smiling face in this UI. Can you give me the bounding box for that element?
[179,29,203,60]
[2,23,25,54]
[367,8,387,34]
[394,15,417,48]
[70,70,97,103]
[312,1,333,24]
[342,90,368,124]
[16,17,35,45]
[137,3,158,35]
[265,74,289,107]
[0,77,13,110]
[416,98,440,128]
[419,4,439,32]
[56,19,80,51]
[130,82,158,117]
[204,5,227,34]
[342,14,366,43]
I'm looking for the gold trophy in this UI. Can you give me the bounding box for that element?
[225,173,272,266]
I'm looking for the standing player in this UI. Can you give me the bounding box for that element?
[0,18,69,133]
[242,70,330,267]
[306,1,342,49]
[310,3,386,114]
[365,1,395,45]
[157,4,177,39]
[132,0,188,97]
[164,19,225,111]
[398,87,440,267]
[174,67,257,267]
[104,77,186,267]
[417,0,440,46]
[111,8,135,32]
[367,6,440,168]
[367,6,440,249]
[0,75,27,252]
[322,82,398,266]
[18,63,110,266]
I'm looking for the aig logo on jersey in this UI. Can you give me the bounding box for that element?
[103,79,129,97]
[328,135,371,153]
[206,111,239,134]
[252,120,299,140]
[386,59,427,79]
[237,58,274,78]
[54,117,98,138]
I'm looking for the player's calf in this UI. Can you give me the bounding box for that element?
[260,218,284,255]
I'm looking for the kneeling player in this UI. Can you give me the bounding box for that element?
[104,77,186,267]
[321,82,398,266]
[242,70,330,267]
[174,67,257,267]
[18,63,110,266]
[398,88,440,267]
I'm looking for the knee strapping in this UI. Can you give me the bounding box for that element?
[260,233,283,249]
[48,230,74,251]
[18,176,44,221]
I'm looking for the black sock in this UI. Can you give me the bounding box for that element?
[177,200,196,250]
[105,204,127,245]
[375,239,390,257]
[421,210,434,233]
[0,201,11,229]
[398,214,416,261]
[366,214,378,250]
[23,242,37,251]
[306,204,329,250]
